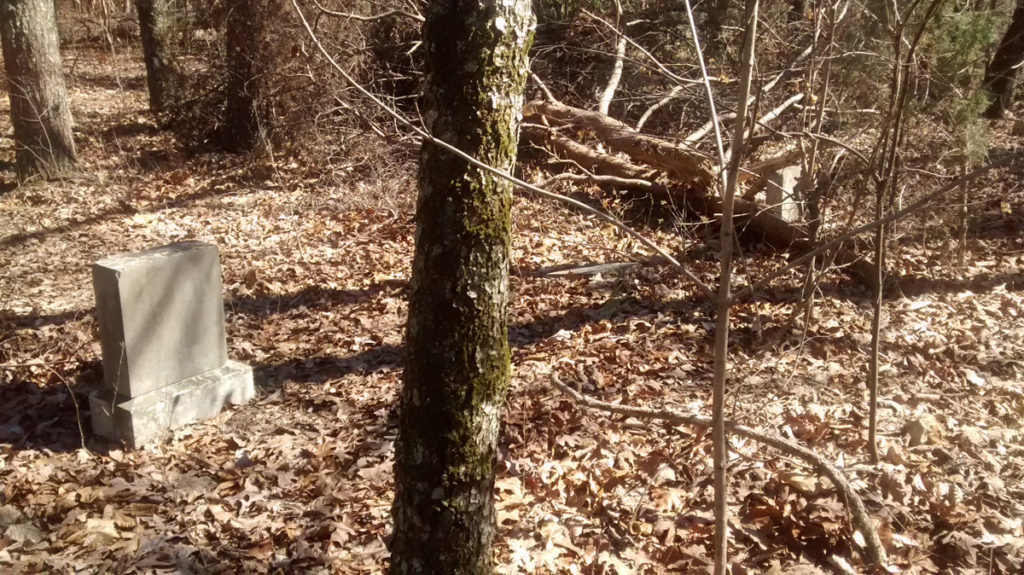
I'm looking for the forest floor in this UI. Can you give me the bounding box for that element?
[3,45,1024,575]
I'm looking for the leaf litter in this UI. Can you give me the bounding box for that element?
[1,46,1024,574]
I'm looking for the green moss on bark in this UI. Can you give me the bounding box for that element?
[390,0,535,573]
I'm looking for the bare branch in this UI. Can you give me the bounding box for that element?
[683,0,728,188]
[310,0,423,22]
[529,71,556,103]
[710,1,759,570]
[756,92,804,127]
[636,86,684,131]
[597,0,627,115]
[732,152,1024,302]
[582,8,703,89]
[290,0,716,299]
[549,373,888,568]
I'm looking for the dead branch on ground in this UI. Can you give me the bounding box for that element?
[520,122,878,286]
[548,373,888,568]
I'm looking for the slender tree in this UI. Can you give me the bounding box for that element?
[984,0,1024,118]
[135,0,181,115]
[222,0,268,150]
[710,3,758,572]
[389,0,534,572]
[0,0,77,181]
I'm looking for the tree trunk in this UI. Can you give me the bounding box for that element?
[389,0,534,572]
[984,0,1024,118]
[704,0,727,49]
[0,0,77,182]
[222,0,267,151]
[135,0,180,114]
[711,4,758,571]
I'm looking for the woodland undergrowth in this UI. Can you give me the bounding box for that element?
[1,42,1024,574]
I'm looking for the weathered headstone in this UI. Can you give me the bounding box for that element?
[89,241,254,447]
[767,164,804,223]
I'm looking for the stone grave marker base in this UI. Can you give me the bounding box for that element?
[89,360,254,448]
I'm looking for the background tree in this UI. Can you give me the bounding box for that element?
[984,0,1024,118]
[0,0,77,181]
[704,0,732,56]
[135,0,181,115]
[389,0,534,571]
[222,0,269,150]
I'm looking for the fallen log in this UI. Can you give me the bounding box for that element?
[521,123,878,288]
[524,99,715,188]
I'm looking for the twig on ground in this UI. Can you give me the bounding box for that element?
[548,372,889,567]
[42,364,91,453]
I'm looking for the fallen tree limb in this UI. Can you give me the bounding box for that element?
[548,373,888,568]
[522,123,878,287]
[637,86,685,131]
[524,99,714,187]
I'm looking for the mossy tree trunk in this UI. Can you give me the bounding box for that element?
[389,0,534,572]
[0,0,77,182]
[135,0,180,115]
[984,0,1024,118]
[222,0,268,151]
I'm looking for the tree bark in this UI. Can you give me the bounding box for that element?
[711,3,757,571]
[389,0,534,572]
[222,0,268,151]
[0,0,77,182]
[984,0,1024,118]
[135,0,180,115]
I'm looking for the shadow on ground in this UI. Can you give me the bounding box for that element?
[66,70,147,92]
[227,281,408,318]
[0,361,104,454]
[0,175,260,249]
[10,263,1021,455]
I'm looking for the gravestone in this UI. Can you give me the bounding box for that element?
[767,164,804,223]
[89,241,254,447]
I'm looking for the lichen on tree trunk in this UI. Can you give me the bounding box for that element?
[0,0,77,182]
[389,0,535,572]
